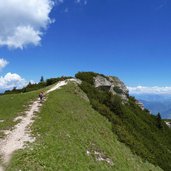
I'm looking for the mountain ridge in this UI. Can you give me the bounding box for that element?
[0,72,171,171]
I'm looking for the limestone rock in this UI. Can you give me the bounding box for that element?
[165,121,171,128]
[94,75,129,102]
[135,100,145,110]
[94,75,112,88]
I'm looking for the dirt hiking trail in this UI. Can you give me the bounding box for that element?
[0,80,76,171]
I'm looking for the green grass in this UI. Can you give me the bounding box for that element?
[6,83,162,171]
[0,91,40,138]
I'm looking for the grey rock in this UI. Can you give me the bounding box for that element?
[94,75,129,102]
[94,75,112,88]
[135,100,145,110]
[165,121,171,128]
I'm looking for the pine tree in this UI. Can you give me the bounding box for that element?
[156,112,162,129]
[40,76,44,83]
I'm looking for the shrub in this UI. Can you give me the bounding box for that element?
[113,86,123,94]
[75,72,99,85]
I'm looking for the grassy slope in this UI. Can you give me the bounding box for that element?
[0,91,39,138]
[6,83,162,171]
[75,72,171,171]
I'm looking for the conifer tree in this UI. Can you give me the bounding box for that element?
[40,76,44,82]
[157,112,162,129]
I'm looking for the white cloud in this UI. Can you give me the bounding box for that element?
[0,58,8,69]
[0,0,55,49]
[0,72,27,90]
[128,86,171,95]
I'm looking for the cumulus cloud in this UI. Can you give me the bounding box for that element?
[0,0,55,49]
[128,86,171,95]
[0,72,27,90]
[0,58,8,69]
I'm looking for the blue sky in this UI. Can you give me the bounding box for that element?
[0,0,171,92]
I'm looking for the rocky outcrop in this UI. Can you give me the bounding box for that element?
[135,100,145,110]
[108,76,129,99]
[94,75,129,102]
[93,75,145,110]
[165,121,171,128]
[94,75,112,88]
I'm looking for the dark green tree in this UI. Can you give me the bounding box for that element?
[27,82,32,87]
[12,87,17,91]
[40,76,44,83]
[156,112,162,129]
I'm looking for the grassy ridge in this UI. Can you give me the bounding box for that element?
[6,83,162,171]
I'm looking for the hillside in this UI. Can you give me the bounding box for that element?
[75,72,171,171]
[0,72,171,171]
[3,82,162,171]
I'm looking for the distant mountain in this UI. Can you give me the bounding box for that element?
[132,94,171,119]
